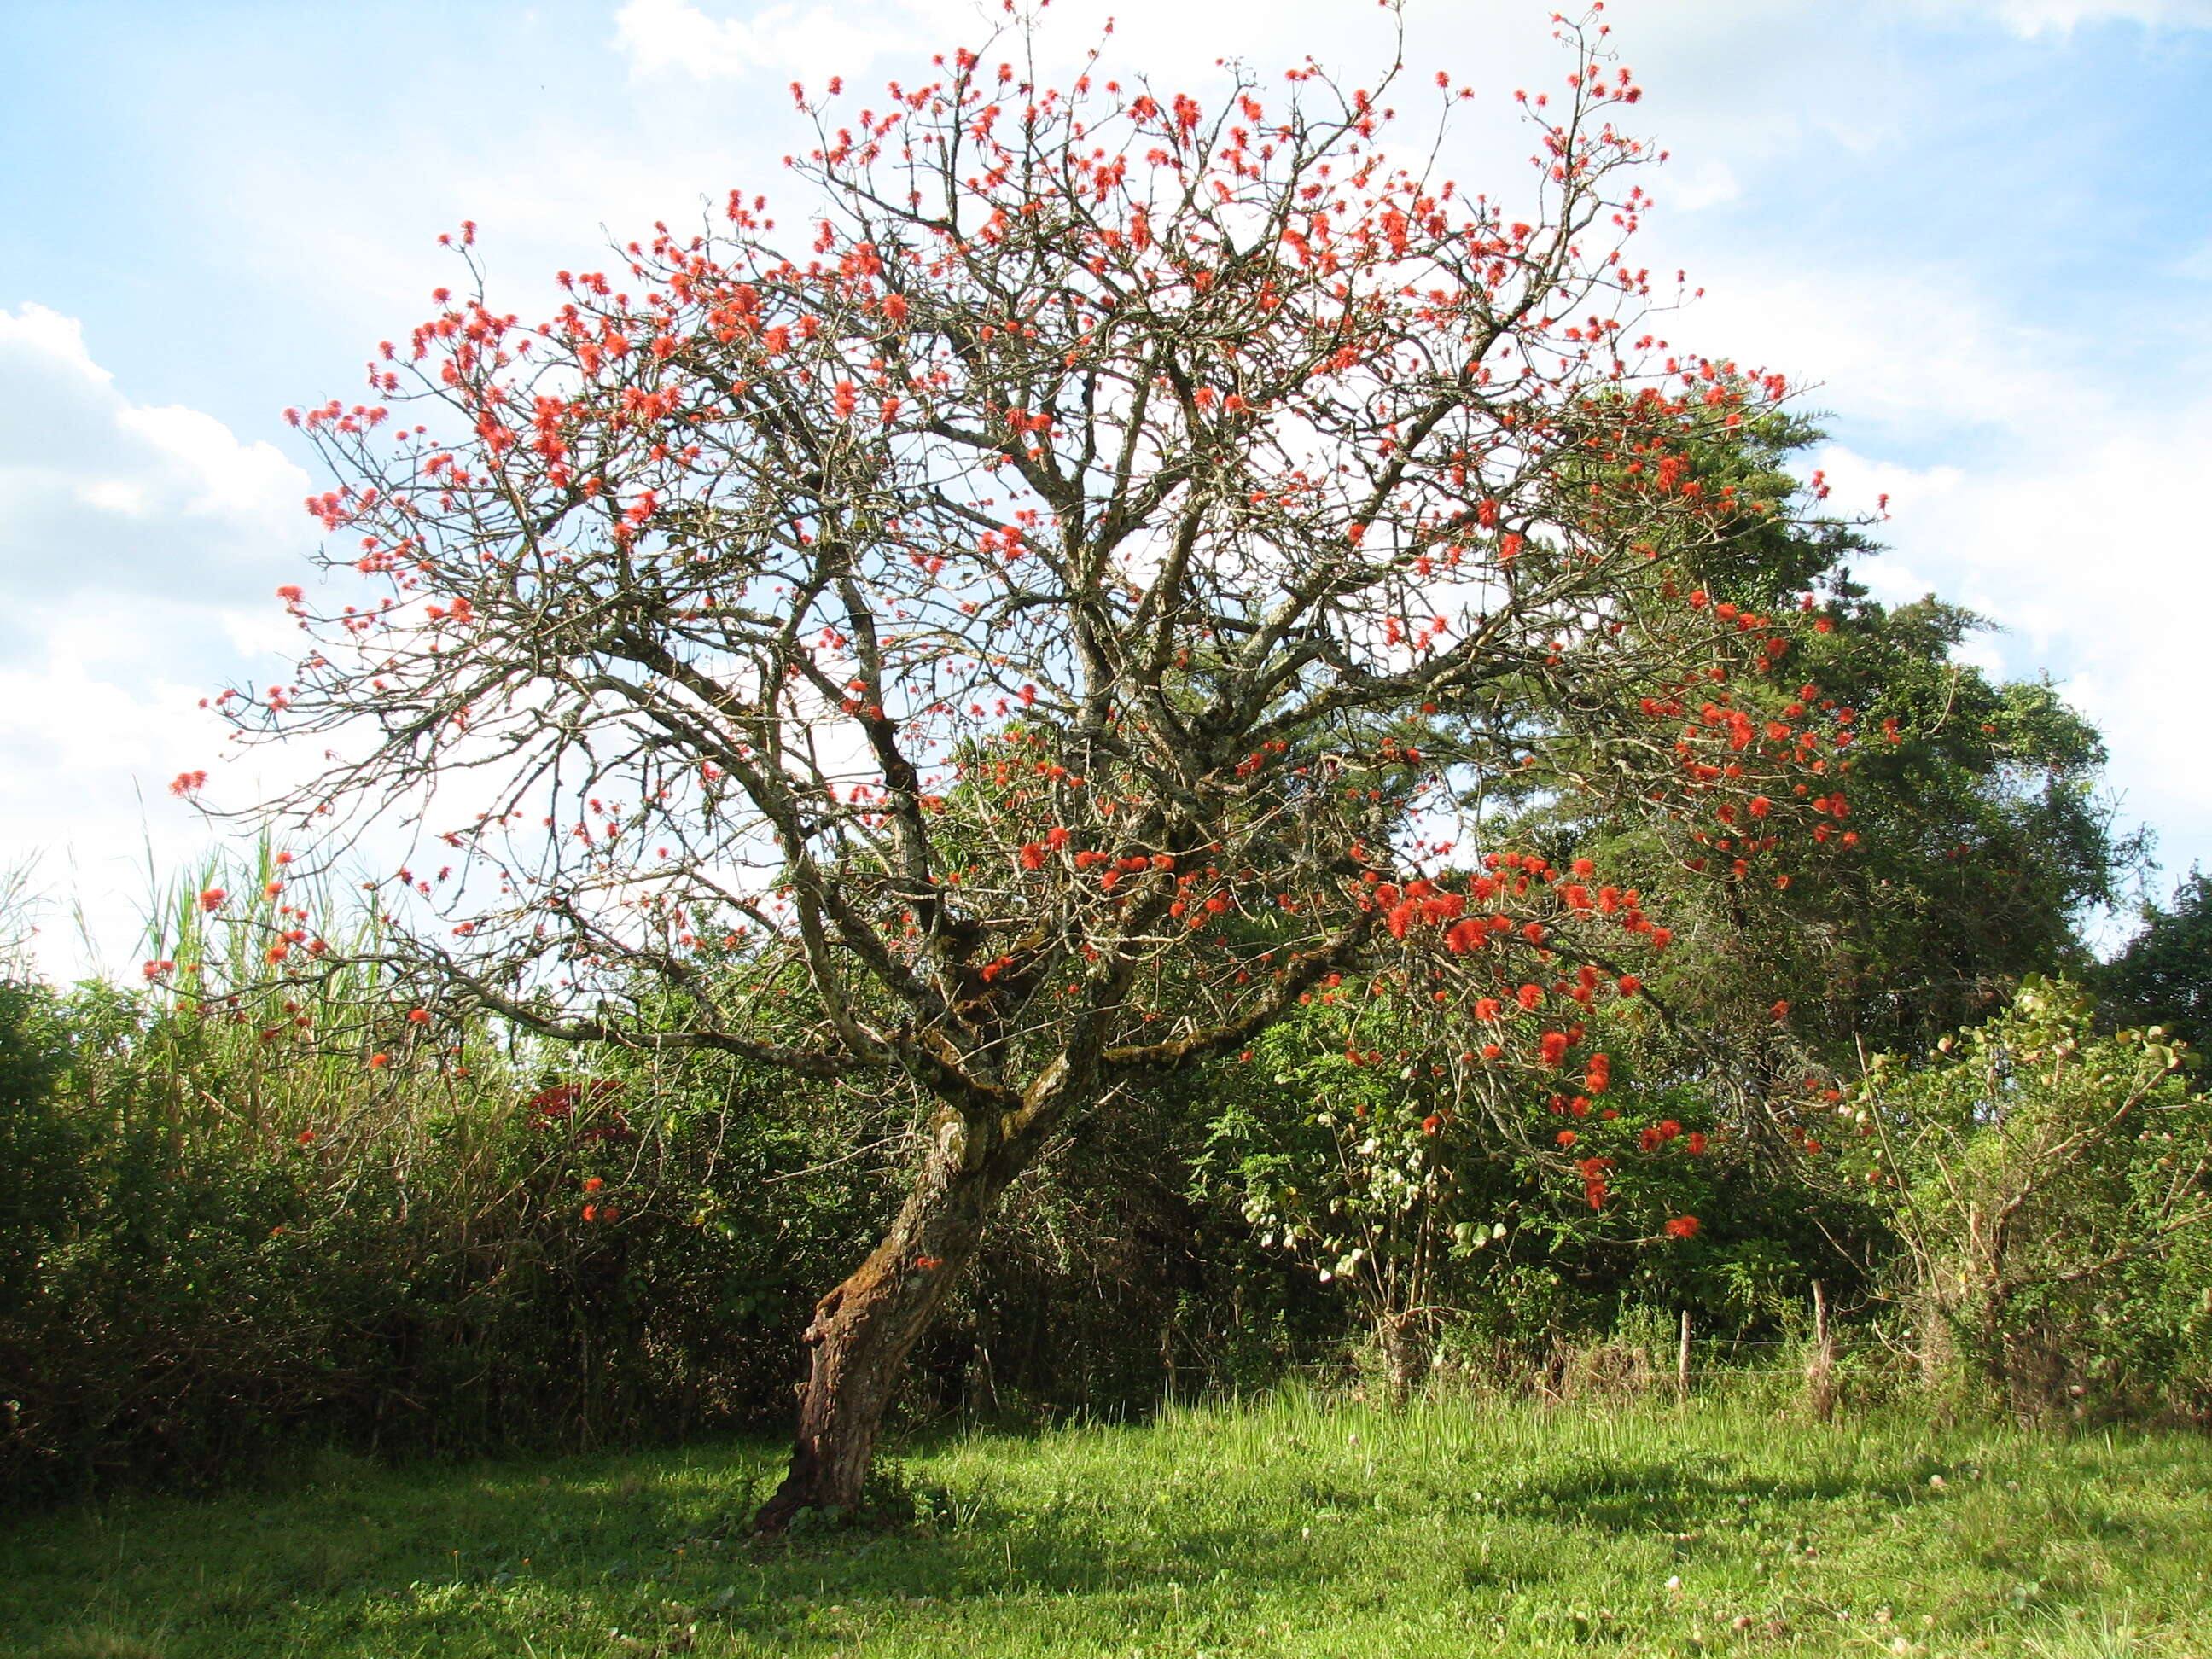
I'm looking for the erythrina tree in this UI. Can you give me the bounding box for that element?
[212,7,1858,1528]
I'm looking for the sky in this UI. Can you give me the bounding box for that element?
[2,0,2208,975]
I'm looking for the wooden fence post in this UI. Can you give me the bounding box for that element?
[1805,1279,1838,1423]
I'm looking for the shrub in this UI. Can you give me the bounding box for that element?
[1845,977,2212,1418]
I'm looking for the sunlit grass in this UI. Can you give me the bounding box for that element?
[8,1394,2209,1657]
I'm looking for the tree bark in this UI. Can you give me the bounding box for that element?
[749,1109,1039,1533]
[1377,1309,1430,1409]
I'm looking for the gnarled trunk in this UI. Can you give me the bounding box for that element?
[749,1111,1037,1533]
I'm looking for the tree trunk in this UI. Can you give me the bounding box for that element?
[1377,1309,1430,1409]
[750,1111,1033,1533]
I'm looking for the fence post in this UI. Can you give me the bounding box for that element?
[1805,1278,1837,1423]
[1676,1308,1691,1402]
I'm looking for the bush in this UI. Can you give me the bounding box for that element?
[1843,977,2212,1419]
[0,969,899,1503]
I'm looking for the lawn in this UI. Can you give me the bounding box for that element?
[7,1394,2209,1658]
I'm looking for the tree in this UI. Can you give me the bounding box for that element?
[1484,408,2133,1082]
[1748,600,2128,1057]
[218,10,1855,1527]
[2104,869,2212,1048]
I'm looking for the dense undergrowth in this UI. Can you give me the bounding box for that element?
[9,1394,2212,1658]
[5,944,2212,1508]
[3,853,2209,1507]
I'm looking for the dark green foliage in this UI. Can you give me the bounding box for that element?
[1463,416,2134,1163]
[0,980,84,1308]
[1777,601,2129,1056]
[2102,868,2212,1047]
[0,970,1337,1505]
[947,1069,1343,1412]
[0,986,896,1504]
[1196,1007,1884,1383]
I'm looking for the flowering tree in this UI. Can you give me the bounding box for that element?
[1204,984,1720,1406]
[224,9,1854,1526]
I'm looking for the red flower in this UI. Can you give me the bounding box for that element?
[583,1176,604,1192]
[198,888,226,912]
[368,1053,390,1068]
[1664,1215,1700,1239]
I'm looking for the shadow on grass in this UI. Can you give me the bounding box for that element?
[7,1413,2193,1656]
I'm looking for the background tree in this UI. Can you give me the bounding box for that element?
[220,13,1854,1526]
[1491,405,2132,1103]
[2103,869,2212,1047]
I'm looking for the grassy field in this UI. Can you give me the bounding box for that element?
[7,1394,2210,1659]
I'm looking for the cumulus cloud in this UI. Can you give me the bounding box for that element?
[1816,414,2212,857]
[0,305,310,613]
[0,306,316,974]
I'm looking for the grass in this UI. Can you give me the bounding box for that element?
[6,1394,2210,1658]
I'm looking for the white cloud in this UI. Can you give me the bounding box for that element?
[1816,413,2212,873]
[1965,0,2212,35]
[0,305,317,976]
[614,0,917,85]
[0,304,311,609]
[1662,160,1743,212]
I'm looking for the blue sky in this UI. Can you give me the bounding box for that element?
[3,0,2209,974]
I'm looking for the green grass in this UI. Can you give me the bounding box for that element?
[7,1394,2210,1658]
